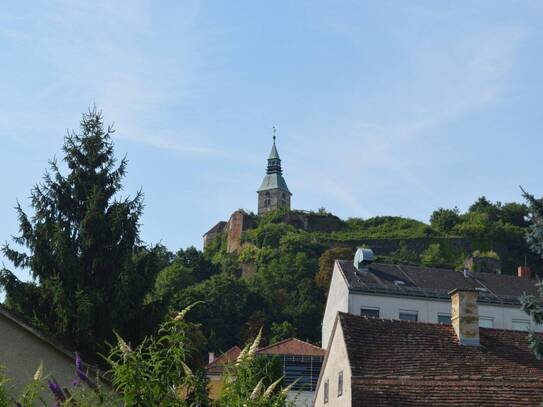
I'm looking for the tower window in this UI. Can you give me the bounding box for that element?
[281,193,287,206]
[264,192,271,207]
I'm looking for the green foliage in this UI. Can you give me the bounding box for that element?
[389,240,420,265]
[420,244,450,268]
[521,190,543,359]
[170,273,255,352]
[472,250,501,260]
[0,108,165,358]
[337,216,435,240]
[430,207,460,233]
[315,247,354,290]
[2,307,293,407]
[0,366,9,407]
[105,305,208,406]
[217,330,295,407]
[269,321,297,344]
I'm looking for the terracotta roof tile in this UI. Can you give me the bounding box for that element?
[256,338,325,356]
[205,346,241,375]
[338,313,543,406]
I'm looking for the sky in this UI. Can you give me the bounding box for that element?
[1,1,542,283]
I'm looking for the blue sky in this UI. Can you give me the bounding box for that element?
[1,1,542,282]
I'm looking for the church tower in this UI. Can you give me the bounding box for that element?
[257,129,292,215]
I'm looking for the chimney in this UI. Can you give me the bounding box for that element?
[518,266,531,278]
[208,352,215,364]
[354,248,375,272]
[449,288,479,346]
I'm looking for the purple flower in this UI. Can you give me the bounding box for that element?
[75,352,83,371]
[76,367,97,390]
[47,378,66,402]
[71,379,80,387]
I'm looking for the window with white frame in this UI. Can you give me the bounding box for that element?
[438,313,451,324]
[479,317,494,328]
[338,371,343,397]
[512,319,530,331]
[360,307,380,318]
[399,310,418,321]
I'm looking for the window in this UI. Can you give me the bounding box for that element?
[438,314,452,324]
[512,319,530,331]
[479,317,494,328]
[360,307,380,318]
[264,192,271,207]
[399,310,418,322]
[337,371,343,397]
[281,192,287,206]
[324,379,329,404]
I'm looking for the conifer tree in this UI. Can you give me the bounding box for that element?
[0,107,162,357]
[520,190,543,358]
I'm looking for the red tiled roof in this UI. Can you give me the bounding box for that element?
[256,338,325,357]
[205,338,324,376]
[205,346,241,375]
[351,377,542,406]
[338,312,543,406]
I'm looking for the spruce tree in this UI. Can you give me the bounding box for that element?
[520,190,543,358]
[0,108,162,358]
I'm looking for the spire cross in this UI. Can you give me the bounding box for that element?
[272,126,277,142]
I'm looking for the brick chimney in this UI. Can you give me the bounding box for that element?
[449,288,479,346]
[518,266,531,278]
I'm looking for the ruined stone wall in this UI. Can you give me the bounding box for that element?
[226,211,256,253]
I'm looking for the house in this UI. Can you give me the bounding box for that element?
[0,305,76,396]
[205,338,324,406]
[322,247,540,348]
[315,289,543,406]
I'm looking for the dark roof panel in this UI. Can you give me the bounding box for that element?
[337,260,538,305]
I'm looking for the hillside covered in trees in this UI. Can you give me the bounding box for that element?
[1,109,539,367]
[150,198,541,355]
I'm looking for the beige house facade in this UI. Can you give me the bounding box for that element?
[0,305,76,396]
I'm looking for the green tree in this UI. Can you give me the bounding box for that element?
[520,190,543,358]
[390,241,420,265]
[430,207,460,233]
[314,247,353,290]
[269,321,296,344]
[420,244,449,268]
[0,108,162,357]
[172,273,256,352]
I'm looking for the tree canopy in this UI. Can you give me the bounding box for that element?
[0,108,164,357]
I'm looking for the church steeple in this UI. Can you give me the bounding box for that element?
[266,127,283,175]
[257,128,292,215]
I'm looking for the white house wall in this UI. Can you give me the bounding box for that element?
[314,320,351,407]
[348,292,542,331]
[322,263,350,349]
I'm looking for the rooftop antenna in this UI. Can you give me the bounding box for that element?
[272,126,277,142]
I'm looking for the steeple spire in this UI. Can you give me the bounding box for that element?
[257,127,292,215]
[267,127,282,174]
